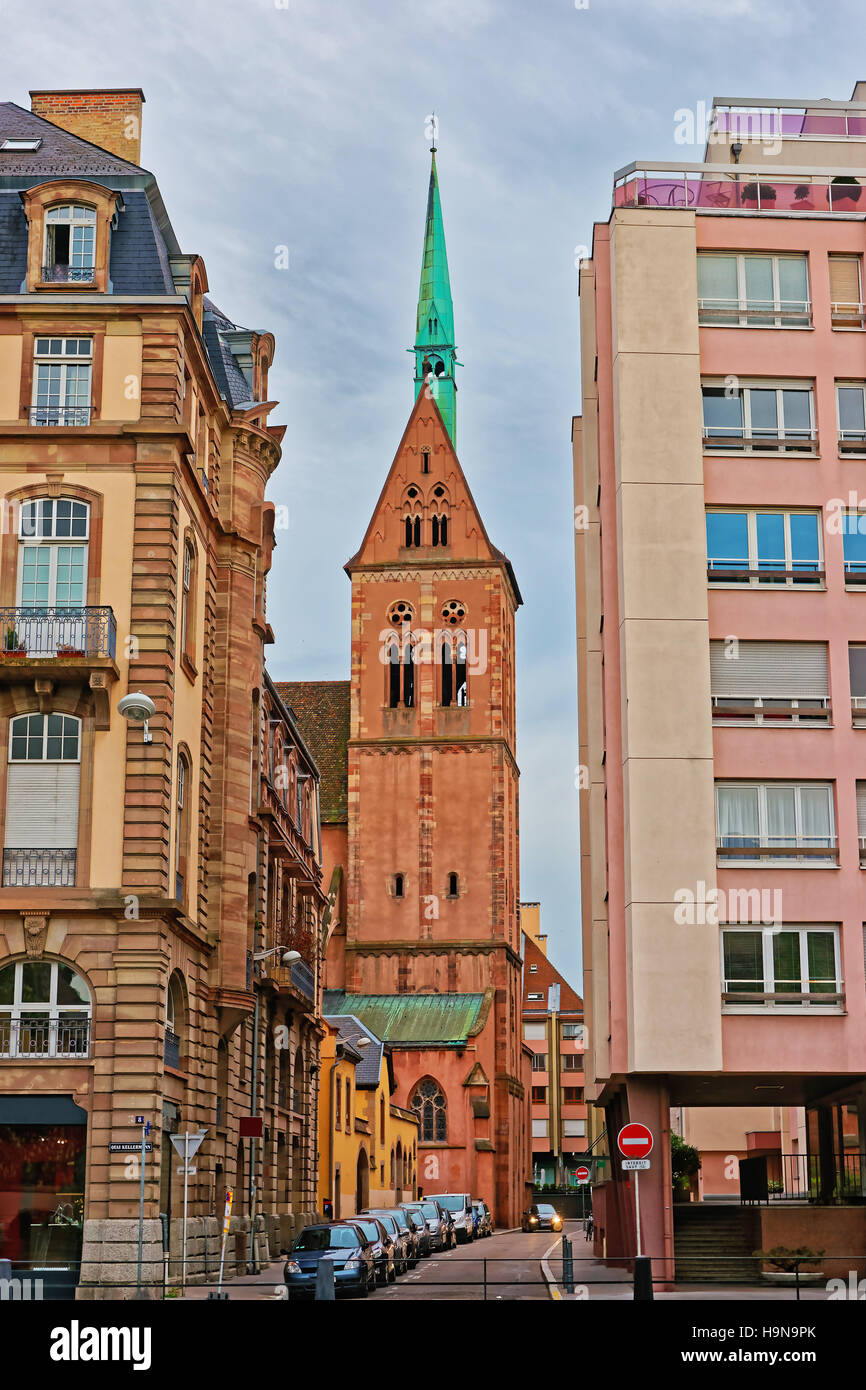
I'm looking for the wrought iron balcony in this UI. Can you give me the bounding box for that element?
[41,263,95,284]
[164,1027,181,1069]
[29,405,91,426]
[2,847,76,887]
[0,1014,91,1058]
[0,607,116,661]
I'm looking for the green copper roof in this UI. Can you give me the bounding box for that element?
[412,150,458,446]
[323,990,487,1045]
[416,152,454,347]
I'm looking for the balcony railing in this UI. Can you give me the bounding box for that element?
[839,432,866,453]
[831,301,866,329]
[29,405,91,426]
[741,1152,865,1205]
[0,607,116,661]
[845,563,866,586]
[0,1014,90,1058]
[164,1027,181,1069]
[2,847,76,887]
[614,163,866,215]
[713,105,866,141]
[289,958,315,1001]
[41,264,95,283]
[698,298,812,329]
[707,561,824,587]
[703,427,816,454]
[712,696,831,726]
[716,836,838,865]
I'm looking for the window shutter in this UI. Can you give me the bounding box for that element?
[710,640,828,698]
[857,783,866,838]
[829,255,862,308]
[4,764,80,848]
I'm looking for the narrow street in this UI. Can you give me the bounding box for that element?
[372,1224,571,1302]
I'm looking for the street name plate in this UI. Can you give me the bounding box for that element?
[109,1141,153,1153]
[621,1158,650,1170]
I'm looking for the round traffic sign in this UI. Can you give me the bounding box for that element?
[617,1122,653,1159]
[575,1165,591,1184]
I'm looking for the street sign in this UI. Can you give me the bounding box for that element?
[239,1116,263,1139]
[169,1131,206,1161]
[109,1141,153,1153]
[622,1158,651,1171]
[575,1165,591,1184]
[617,1123,653,1160]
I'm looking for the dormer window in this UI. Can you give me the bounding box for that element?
[43,205,96,283]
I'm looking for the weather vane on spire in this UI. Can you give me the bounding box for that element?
[425,112,439,153]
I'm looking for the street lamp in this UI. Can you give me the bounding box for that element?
[118,692,155,744]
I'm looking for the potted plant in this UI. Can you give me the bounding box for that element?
[55,644,85,658]
[671,1133,701,1203]
[741,182,777,207]
[755,1245,825,1289]
[3,626,25,658]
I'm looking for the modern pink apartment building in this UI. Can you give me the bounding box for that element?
[575,86,866,1282]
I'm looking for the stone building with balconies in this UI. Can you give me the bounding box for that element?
[0,88,325,1295]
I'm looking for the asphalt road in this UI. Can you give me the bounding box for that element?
[371,1224,566,1301]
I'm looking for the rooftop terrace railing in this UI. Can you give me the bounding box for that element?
[713,104,866,140]
[614,163,866,214]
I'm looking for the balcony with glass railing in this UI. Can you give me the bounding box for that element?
[614,162,866,215]
[713,102,866,141]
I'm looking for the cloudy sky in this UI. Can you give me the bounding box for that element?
[6,0,863,982]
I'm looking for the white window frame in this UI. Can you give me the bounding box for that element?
[697,252,811,328]
[836,381,866,447]
[8,712,81,763]
[720,925,842,1012]
[0,959,91,1059]
[829,254,864,329]
[714,781,836,864]
[706,509,823,587]
[531,1119,549,1139]
[31,337,93,425]
[43,204,97,280]
[702,380,816,452]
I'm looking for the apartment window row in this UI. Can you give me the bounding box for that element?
[697,251,866,331]
[721,925,841,1010]
[531,1120,587,1139]
[702,380,866,455]
[711,639,866,728]
[530,1086,585,1104]
[716,781,836,864]
[707,507,866,589]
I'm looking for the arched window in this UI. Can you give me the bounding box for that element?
[0,958,90,1058]
[380,1092,386,1144]
[4,712,81,887]
[403,638,415,707]
[17,497,90,621]
[43,204,96,282]
[346,1079,352,1131]
[387,635,415,709]
[216,1037,229,1127]
[420,449,430,474]
[294,1046,304,1113]
[165,971,186,1068]
[404,513,422,548]
[336,1071,342,1127]
[394,873,405,899]
[174,750,192,906]
[410,1077,447,1142]
[440,634,468,708]
[431,513,448,546]
[180,538,197,668]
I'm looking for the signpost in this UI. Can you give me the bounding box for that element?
[575,1165,591,1184]
[214,1187,233,1299]
[132,1118,150,1299]
[169,1129,207,1289]
[617,1123,653,1258]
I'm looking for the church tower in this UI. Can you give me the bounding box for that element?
[320,149,527,1225]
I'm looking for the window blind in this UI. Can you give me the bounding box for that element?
[829,254,861,307]
[4,764,79,848]
[710,640,828,698]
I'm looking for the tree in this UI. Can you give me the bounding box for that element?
[671,1133,701,1190]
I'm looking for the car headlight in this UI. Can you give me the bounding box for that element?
[529,1216,538,1225]
[344,1256,359,1269]
[286,1260,301,1274]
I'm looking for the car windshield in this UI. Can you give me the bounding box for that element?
[380,1210,408,1231]
[473,1202,486,1213]
[435,1195,466,1213]
[405,1211,424,1230]
[419,1203,440,1219]
[372,1214,397,1234]
[293,1226,359,1251]
[355,1221,381,1242]
[537,1205,557,1216]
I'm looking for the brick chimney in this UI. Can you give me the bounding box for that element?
[29,88,145,165]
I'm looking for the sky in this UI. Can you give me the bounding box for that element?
[5,0,865,985]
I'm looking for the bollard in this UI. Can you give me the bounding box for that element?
[315,1256,336,1301]
[561,1234,575,1295]
[633,1254,653,1301]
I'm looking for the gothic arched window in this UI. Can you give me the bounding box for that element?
[410,1076,447,1142]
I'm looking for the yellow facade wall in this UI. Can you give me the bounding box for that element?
[100,323,142,422]
[0,337,23,421]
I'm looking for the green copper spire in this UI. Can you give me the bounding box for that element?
[413,146,457,446]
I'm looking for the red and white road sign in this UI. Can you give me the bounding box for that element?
[575,1165,591,1184]
[617,1123,653,1160]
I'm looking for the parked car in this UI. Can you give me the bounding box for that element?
[472,1199,493,1238]
[522,1202,563,1233]
[369,1205,419,1267]
[405,1198,451,1252]
[400,1204,432,1257]
[282,1223,375,1299]
[353,1215,397,1285]
[429,1192,475,1244]
[360,1210,411,1273]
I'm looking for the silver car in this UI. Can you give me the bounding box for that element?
[367,1206,419,1267]
[360,1210,411,1274]
[409,1198,454,1251]
[429,1192,475,1244]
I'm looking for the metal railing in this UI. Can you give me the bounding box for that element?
[2,847,76,886]
[703,426,817,453]
[707,560,824,587]
[614,163,866,215]
[0,606,116,660]
[0,1014,90,1058]
[712,696,831,726]
[40,264,95,283]
[698,298,811,328]
[741,1151,866,1203]
[29,405,91,426]
[831,301,866,329]
[716,836,837,864]
[289,958,315,1001]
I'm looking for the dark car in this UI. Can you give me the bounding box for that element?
[360,1210,411,1273]
[404,1198,451,1252]
[282,1223,375,1298]
[522,1202,562,1233]
[353,1215,397,1285]
[366,1206,419,1267]
[400,1204,432,1257]
[472,1199,493,1238]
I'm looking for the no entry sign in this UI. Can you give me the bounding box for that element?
[617,1123,653,1161]
[575,1165,591,1184]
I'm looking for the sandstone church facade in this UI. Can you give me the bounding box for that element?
[282,149,530,1226]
